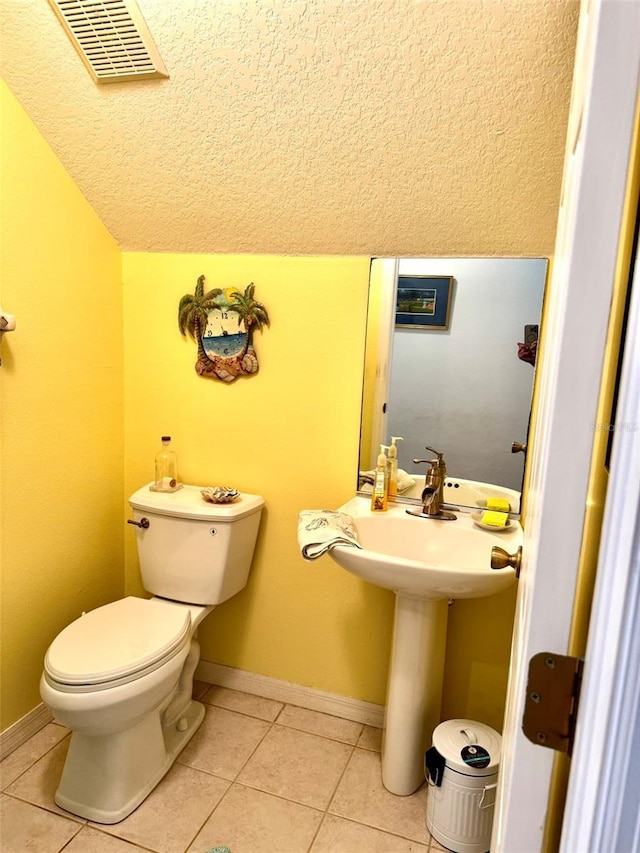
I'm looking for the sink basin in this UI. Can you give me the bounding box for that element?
[331,495,520,600]
[328,495,521,797]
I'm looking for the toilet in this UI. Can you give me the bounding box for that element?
[40,483,264,824]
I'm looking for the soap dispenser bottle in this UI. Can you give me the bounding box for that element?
[387,436,403,501]
[151,436,181,492]
[371,445,389,512]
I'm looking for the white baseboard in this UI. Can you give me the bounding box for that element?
[195,661,385,729]
[0,667,384,760]
[0,703,54,760]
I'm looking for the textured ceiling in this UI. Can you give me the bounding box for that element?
[0,0,579,256]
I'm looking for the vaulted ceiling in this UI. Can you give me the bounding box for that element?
[0,1,579,255]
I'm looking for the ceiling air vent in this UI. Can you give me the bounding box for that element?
[48,0,169,83]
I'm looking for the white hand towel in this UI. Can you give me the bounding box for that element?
[298,510,361,560]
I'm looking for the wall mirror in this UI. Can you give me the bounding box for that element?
[358,257,549,513]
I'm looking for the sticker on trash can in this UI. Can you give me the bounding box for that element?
[461,745,491,769]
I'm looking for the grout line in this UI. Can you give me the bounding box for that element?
[180,779,236,853]
[2,787,87,827]
[319,744,435,851]
[305,739,360,852]
[228,708,275,784]
[185,697,370,852]
[0,730,71,794]
[50,819,84,853]
[314,804,436,851]
[176,701,318,853]
[199,683,285,725]
[58,822,160,853]
[201,687,365,747]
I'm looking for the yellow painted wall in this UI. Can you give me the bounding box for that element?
[442,587,517,729]
[122,253,517,728]
[122,253,397,703]
[0,80,124,730]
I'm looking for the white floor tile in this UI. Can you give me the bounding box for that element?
[188,784,322,853]
[92,763,229,853]
[330,748,430,844]
[237,724,352,810]
[311,814,430,852]
[0,793,81,853]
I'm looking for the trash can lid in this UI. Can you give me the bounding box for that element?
[432,719,501,776]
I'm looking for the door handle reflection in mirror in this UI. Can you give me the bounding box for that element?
[511,442,527,454]
[491,545,522,578]
[127,517,150,529]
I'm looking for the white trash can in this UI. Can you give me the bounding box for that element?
[425,719,501,853]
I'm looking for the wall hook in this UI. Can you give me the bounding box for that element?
[0,305,17,368]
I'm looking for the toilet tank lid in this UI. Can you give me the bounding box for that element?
[44,597,191,686]
[129,484,265,520]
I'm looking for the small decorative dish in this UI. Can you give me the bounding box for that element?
[470,511,512,532]
[201,486,240,504]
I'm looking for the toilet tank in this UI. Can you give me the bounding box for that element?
[128,484,264,605]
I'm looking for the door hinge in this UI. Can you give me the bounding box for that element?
[522,652,584,756]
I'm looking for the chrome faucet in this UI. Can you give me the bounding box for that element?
[407,451,456,521]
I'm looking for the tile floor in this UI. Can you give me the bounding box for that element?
[0,682,447,853]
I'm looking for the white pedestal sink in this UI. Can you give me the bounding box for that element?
[329,496,521,796]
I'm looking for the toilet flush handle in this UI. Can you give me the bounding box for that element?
[127,517,150,529]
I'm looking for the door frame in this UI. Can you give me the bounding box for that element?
[561,209,640,852]
[367,257,398,465]
[492,1,640,849]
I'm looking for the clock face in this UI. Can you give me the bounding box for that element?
[206,308,237,337]
[202,308,247,358]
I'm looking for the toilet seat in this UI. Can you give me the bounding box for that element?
[44,597,192,693]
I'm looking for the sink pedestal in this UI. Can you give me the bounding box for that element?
[381,594,448,796]
[327,495,519,796]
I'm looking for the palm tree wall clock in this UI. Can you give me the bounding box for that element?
[178,275,270,383]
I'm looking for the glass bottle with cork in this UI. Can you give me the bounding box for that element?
[150,436,182,492]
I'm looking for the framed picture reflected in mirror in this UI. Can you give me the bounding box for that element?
[395,275,454,330]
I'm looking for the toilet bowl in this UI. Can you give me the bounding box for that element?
[40,596,211,823]
[40,484,264,824]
